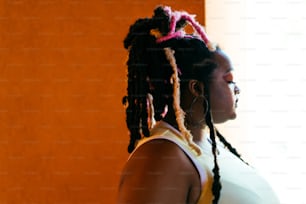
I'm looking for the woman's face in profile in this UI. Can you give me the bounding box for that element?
[209,50,240,123]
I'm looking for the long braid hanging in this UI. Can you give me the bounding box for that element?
[155,7,221,203]
[153,6,218,156]
[124,19,154,153]
[164,48,201,155]
[204,91,222,204]
[216,130,249,165]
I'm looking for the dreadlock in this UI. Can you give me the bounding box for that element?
[216,130,249,165]
[122,5,246,204]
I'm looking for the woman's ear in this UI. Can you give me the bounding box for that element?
[188,80,204,97]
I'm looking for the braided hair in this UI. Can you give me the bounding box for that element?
[122,6,245,204]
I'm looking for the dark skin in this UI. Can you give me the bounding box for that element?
[117,50,240,204]
[118,140,201,204]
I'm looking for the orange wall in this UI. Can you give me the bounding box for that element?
[0,1,204,203]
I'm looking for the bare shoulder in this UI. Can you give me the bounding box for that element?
[118,139,201,204]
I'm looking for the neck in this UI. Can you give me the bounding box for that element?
[163,109,208,145]
[188,124,209,144]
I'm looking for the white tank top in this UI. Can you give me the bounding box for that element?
[133,121,280,204]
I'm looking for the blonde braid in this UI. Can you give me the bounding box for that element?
[147,93,156,130]
[164,47,202,155]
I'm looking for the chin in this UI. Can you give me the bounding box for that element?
[213,112,237,124]
[229,112,237,120]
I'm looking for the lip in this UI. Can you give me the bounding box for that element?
[235,98,239,108]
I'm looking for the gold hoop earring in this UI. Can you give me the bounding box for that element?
[189,95,208,124]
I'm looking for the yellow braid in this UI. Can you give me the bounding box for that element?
[164,47,202,156]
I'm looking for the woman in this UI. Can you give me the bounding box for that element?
[118,6,280,204]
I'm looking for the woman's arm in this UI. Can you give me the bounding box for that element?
[118,139,201,204]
